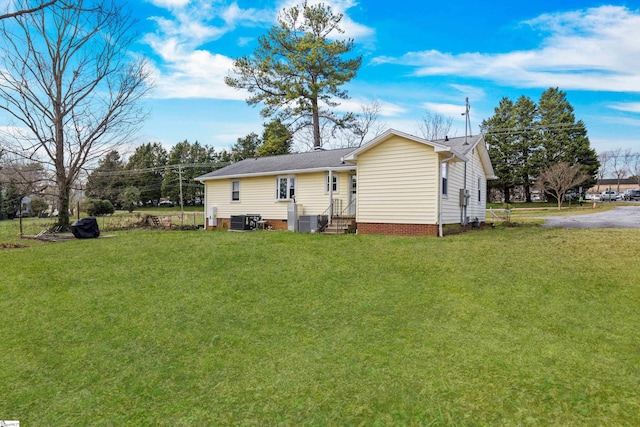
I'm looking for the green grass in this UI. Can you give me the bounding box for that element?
[1,220,640,425]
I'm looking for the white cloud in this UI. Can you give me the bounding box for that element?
[143,0,372,100]
[147,0,190,8]
[449,84,486,101]
[608,102,640,113]
[421,102,466,117]
[331,98,406,117]
[143,1,275,100]
[373,6,640,92]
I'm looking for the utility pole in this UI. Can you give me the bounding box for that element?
[178,164,184,227]
[461,97,471,224]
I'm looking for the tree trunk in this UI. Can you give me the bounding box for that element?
[503,186,511,204]
[57,180,70,230]
[312,97,321,148]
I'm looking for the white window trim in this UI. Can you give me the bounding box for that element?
[325,172,339,194]
[441,163,449,197]
[477,176,482,203]
[275,175,296,201]
[231,180,240,202]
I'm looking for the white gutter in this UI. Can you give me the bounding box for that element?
[439,153,456,238]
[195,165,356,182]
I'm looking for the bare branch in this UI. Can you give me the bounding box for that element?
[0,0,57,20]
[535,162,588,210]
[417,110,453,141]
[0,0,152,228]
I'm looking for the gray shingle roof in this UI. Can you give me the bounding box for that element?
[195,147,356,180]
[434,134,483,157]
[195,132,489,181]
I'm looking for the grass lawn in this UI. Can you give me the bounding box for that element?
[1,219,640,425]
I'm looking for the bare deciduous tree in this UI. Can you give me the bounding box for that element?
[335,99,386,148]
[629,152,640,186]
[417,110,453,141]
[609,149,627,192]
[535,162,588,210]
[596,151,612,192]
[0,0,152,228]
[0,0,58,20]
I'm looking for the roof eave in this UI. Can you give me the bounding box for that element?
[195,164,356,181]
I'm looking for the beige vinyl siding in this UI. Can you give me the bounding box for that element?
[204,171,352,220]
[205,175,288,219]
[440,148,487,224]
[357,135,438,224]
[441,160,464,224]
[466,148,487,221]
[296,171,350,215]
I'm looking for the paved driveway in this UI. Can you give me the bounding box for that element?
[543,206,640,228]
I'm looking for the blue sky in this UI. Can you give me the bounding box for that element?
[131,0,640,154]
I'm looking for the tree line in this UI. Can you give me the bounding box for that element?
[482,87,600,203]
[596,149,640,192]
[85,125,295,212]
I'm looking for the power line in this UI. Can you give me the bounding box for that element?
[89,161,229,177]
[481,122,587,136]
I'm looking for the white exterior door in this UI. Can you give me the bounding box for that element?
[348,175,357,216]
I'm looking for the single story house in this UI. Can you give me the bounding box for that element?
[195,129,496,236]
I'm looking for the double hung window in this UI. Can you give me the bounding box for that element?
[231,180,240,201]
[441,163,449,196]
[276,176,295,200]
[325,173,338,193]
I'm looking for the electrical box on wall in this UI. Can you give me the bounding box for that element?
[209,206,217,227]
[459,189,470,207]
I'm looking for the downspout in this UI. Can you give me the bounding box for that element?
[461,161,468,225]
[439,153,456,238]
[203,180,208,228]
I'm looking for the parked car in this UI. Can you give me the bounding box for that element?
[600,190,618,201]
[624,189,640,201]
[585,193,600,201]
[159,200,174,207]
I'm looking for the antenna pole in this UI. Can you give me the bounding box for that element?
[464,97,470,145]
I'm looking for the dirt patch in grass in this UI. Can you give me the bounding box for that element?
[0,243,29,249]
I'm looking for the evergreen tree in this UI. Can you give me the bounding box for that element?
[125,143,167,206]
[86,150,126,207]
[483,88,599,202]
[162,141,217,205]
[231,133,262,162]
[259,119,293,157]
[512,95,540,202]
[225,1,362,148]
[482,97,518,203]
[537,88,599,187]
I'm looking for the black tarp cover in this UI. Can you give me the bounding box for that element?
[71,217,100,238]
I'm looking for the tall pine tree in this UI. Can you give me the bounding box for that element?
[225,1,361,148]
[537,88,599,187]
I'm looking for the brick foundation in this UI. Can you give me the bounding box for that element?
[357,222,439,236]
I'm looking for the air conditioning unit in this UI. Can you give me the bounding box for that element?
[299,215,328,233]
[230,214,261,231]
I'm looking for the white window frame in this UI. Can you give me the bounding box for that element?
[276,176,296,201]
[231,180,240,202]
[477,176,482,203]
[325,172,339,194]
[441,162,449,197]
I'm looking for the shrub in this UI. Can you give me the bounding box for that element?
[83,199,115,216]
